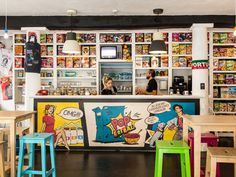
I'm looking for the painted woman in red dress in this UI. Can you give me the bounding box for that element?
[41,105,70,150]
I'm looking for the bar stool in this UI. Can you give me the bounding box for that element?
[154,140,191,177]
[188,132,220,177]
[205,147,236,177]
[17,133,56,177]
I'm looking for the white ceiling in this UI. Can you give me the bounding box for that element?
[0,0,234,16]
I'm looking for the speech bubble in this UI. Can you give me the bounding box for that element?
[58,107,83,120]
[147,101,171,114]
[145,116,159,125]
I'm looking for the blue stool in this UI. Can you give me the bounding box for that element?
[17,133,56,177]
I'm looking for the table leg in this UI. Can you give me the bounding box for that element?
[183,119,188,143]
[10,120,16,177]
[193,126,201,177]
[29,113,35,134]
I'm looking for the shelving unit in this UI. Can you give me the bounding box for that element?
[209,30,236,115]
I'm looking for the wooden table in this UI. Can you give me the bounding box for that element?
[183,115,236,177]
[0,111,35,177]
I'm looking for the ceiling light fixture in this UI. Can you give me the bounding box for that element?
[3,0,8,39]
[62,9,80,54]
[149,8,167,54]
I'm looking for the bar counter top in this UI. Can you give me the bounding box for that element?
[32,95,202,99]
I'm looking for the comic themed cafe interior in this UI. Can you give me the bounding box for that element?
[2,0,236,177]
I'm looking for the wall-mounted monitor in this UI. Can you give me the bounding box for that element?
[100,46,117,59]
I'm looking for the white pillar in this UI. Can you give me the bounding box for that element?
[191,23,213,115]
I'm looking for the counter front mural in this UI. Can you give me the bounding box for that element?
[35,99,198,149]
[37,102,84,150]
[84,100,196,148]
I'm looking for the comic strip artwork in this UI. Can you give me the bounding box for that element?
[84,102,150,147]
[84,101,196,148]
[37,102,84,150]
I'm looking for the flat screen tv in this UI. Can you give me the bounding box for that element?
[100,46,117,59]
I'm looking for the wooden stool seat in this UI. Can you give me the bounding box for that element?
[206,147,236,177]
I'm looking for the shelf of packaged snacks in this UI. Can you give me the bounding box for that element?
[172,67,192,70]
[213,84,236,87]
[58,77,96,80]
[213,57,236,59]
[99,59,132,63]
[212,71,236,73]
[56,55,97,58]
[56,68,96,70]
[172,42,192,44]
[99,42,133,45]
[135,42,169,45]
[213,43,236,46]
[56,43,97,45]
[213,98,236,100]
[136,76,168,79]
[135,55,168,57]
[172,55,192,57]
[135,67,169,70]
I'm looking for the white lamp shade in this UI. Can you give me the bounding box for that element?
[62,32,80,54]
[62,40,80,54]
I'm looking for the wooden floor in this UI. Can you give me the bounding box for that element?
[34,151,234,177]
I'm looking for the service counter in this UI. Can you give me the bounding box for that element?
[32,95,201,150]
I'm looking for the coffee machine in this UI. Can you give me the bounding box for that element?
[172,76,187,94]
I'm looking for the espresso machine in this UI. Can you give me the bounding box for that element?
[172,76,188,95]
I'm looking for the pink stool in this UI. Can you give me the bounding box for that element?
[188,132,220,177]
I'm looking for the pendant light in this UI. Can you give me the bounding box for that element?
[149,8,167,54]
[3,0,8,39]
[62,10,80,54]
[149,32,167,54]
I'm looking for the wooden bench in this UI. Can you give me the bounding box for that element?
[205,147,236,177]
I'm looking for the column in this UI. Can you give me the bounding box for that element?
[191,23,213,115]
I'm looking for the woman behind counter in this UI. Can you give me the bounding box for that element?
[101,75,117,95]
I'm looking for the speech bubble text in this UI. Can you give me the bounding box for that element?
[145,116,159,125]
[147,101,171,114]
[58,107,83,120]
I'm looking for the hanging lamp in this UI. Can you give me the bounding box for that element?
[149,8,167,54]
[3,0,8,39]
[63,9,80,54]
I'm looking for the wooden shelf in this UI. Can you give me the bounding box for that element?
[172,54,192,57]
[213,43,236,46]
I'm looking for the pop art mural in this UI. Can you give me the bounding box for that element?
[35,99,198,149]
[37,102,84,150]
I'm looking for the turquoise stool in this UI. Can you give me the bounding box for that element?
[154,140,191,177]
[17,133,56,177]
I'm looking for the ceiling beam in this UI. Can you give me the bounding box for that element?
[0,15,234,30]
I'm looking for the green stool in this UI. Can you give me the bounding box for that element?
[154,140,191,177]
